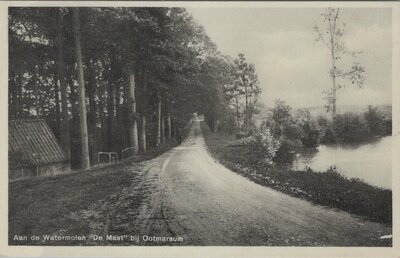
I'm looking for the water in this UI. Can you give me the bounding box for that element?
[294,136,392,189]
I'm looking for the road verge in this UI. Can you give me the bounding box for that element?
[9,139,178,245]
[200,122,392,225]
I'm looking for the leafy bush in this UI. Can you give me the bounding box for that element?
[268,100,301,140]
[241,125,281,165]
[364,105,385,136]
[295,109,320,147]
[332,112,371,143]
[272,99,292,125]
[273,139,298,164]
[267,102,322,163]
[383,119,392,135]
[300,123,320,147]
[316,116,336,144]
[220,115,238,135]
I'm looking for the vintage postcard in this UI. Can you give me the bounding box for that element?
[1,1,399,257]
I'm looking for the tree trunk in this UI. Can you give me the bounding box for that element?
[87,60,98,164]
[161,112,165,144]
[57,9,71,162]
[214,119,219,133]
[107,83,114,151]
[167,111,172,139]
[330,35,337,117]
[54,72,60,138]
[139,116,146,153]
[235,95,240,128]
[330,9,338,117]
[331,55,337,117]
[98,73,105,151]
[115,84,121,119]
[127,70,138,155]
[87,62,97,126]
[72,8,90,170]
[138,69,147,154]
[173,122,177,138]
[156,96,161,146]
[244,82,248,131]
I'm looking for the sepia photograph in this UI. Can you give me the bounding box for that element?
[2,1,400,256]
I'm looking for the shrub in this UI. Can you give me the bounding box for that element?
[332,112,372,143]
[272,99,292,125]
[273,139,298,164]
[269,100,303,142]
[295,109,320,147]
[383,119,392,135]
[364,105,385,136]
[242,125,281,165]
[320,127,336,144]
[283,123,303,141]
[220,114,238,135]
[300,122,320,147]
[316,116,336,144]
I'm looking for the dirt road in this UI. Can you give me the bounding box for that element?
[78,118,392,246]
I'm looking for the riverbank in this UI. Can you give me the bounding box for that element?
[295,136,392,189]
[201,122,392,225]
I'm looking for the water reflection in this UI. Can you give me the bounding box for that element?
[294,136,392,189]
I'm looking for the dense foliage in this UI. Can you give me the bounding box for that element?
[224,53,261,133]
[332,112,372,143]
[250,100,392,165]
[9,7,252,169]
[239,124,281,165]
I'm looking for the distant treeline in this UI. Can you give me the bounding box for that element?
[318,106,392,144]
[235,101,392,165]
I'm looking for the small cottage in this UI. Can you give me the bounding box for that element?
[9,119,69,180]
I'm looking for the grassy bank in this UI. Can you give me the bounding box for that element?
[201,122,392,225]
[9,139,178,245]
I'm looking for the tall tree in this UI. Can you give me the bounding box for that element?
[127,67,139,155]
[138,67,147,153]
[231,53,260,132]
[72,8,90,169]
[224,66,243,129]
[161,102,165,144]
[314,8,366,116]
[56,8,71,161]
[156,95,162,146]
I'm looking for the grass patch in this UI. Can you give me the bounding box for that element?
[9,139,178,245]
[201,122,392,225]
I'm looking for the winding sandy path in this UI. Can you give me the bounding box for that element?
[79,118,391,246]
[147,118,391,246]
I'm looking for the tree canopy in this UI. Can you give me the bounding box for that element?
[9,7,262,169]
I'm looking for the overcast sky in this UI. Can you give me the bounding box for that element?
[187,8,392,108]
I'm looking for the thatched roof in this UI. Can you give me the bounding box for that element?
[9,119,67,168]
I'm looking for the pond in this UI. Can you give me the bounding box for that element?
[293,136,392,189]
